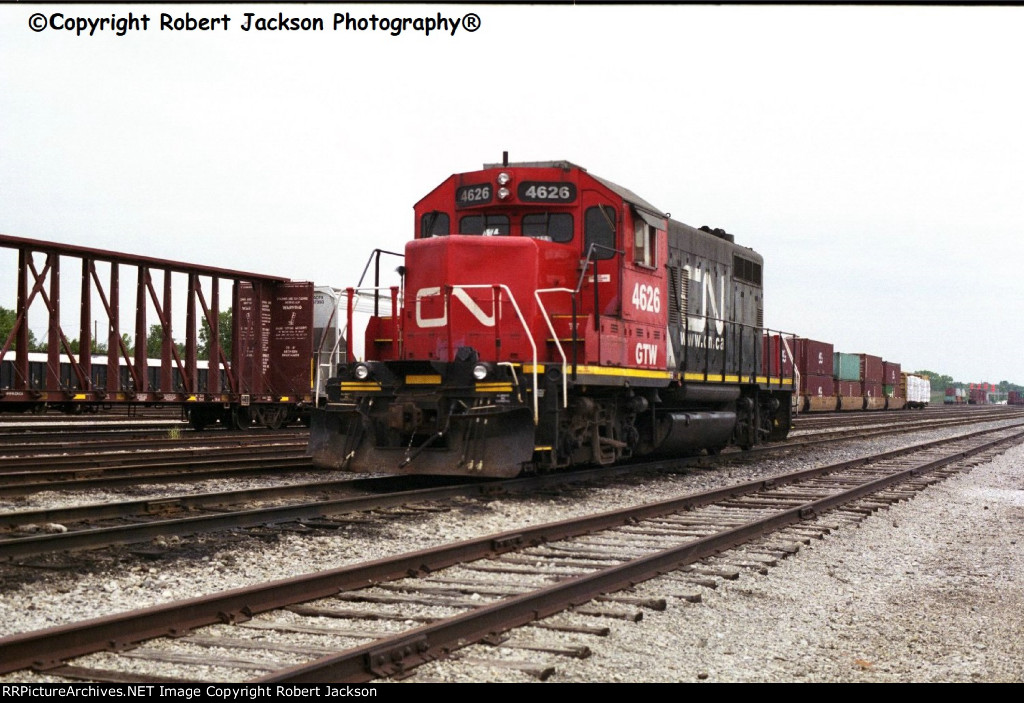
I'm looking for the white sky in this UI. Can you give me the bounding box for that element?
[1,4,1022,383]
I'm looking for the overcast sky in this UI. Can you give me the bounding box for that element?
[2,4,1022,383]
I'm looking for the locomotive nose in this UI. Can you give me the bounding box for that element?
[404,235,541,364]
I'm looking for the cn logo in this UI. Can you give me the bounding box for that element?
[415,287,498,328]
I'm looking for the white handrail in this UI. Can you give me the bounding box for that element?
[448,284,540,423]
[342,283,542,423]
[534,288,573,408]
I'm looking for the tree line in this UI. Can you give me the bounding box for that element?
[0,306,232,360]
[913,369,1024,396]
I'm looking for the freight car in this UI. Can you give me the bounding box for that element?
[902,372,931,409]
[309,159,795,477]
[945,387,967,405]
[0,347,342,427]
[0,234,346,428]
[0,352,217,416]
[788,336,933,413]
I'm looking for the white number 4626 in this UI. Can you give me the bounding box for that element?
[631,283,660,313]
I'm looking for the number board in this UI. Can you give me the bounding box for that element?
[517,182,577,203]
[455,184,493,207]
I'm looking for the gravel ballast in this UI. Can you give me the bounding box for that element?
[1,422,1022,683]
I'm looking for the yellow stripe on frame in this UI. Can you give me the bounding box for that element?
[405,375,442,385]
[683,373,724,382]
[340,382,383,391]
[475,383,513,392]
[573,365,674,380]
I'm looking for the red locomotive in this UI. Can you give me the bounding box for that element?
[309,159,795,476]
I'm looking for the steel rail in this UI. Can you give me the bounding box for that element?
[0,442,307,471]
[0,458,315,498]
[1,424,1022,677]
[0,475,437,529]
[267,424,1024,682]
[0,450,309,486]
[0,433,309,458]
[3,419,1021,558]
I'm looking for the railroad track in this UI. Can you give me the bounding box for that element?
[781,409,1024,444]
[790,405,1013,431]
[2,414,1021,560]
[0,444,313,497]
[0,429,309,456]
[1,422,1021,683]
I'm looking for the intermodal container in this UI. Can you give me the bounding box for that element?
[833,353,861,382]
[796,338,833,377]
[858,354,883,383]
[837,380,862,397]
[863,381,883,398]
[800,374,834,397]
[882,361,901,387]
[763,334,794,379]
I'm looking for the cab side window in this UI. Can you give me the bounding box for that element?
[584,206,616,259]
[634,220,657,267]
[420,212,450,238]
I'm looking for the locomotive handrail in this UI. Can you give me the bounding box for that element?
[355,249,404,317]
[314,288,346,408]
[341,286,401,362]
[574,242,623,331]
[781,333,800,403]
[534,288,573,408]
[342,282,543,423]
[447,284,540,424]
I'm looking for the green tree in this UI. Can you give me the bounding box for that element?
[68,338,109,355]
[146,324,185,358]
[0,305,40,351]
[914,369,953,391]
[198,309,232,360]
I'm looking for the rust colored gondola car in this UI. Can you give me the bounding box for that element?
[310,160,794,477]
[0,234,341,428]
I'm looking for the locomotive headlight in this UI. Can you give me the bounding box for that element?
[353,363,371,380]
[472,363,492,381]
[497,172,511,186]
[497,187,511,200]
